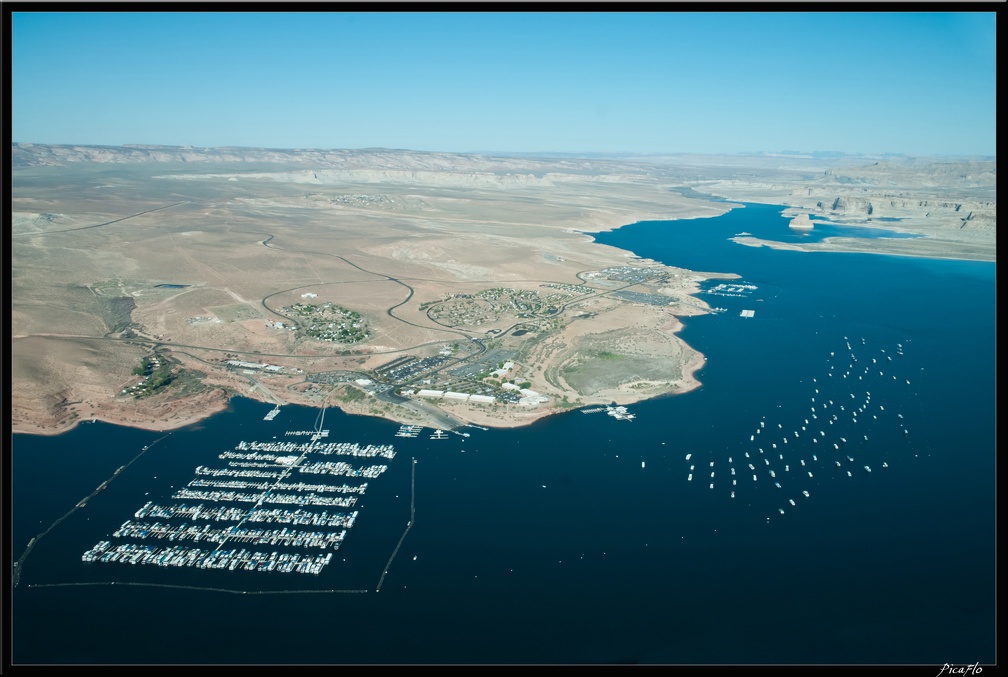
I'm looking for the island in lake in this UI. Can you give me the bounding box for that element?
[10,144,996,435]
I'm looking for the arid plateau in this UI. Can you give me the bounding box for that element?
[10,144,995,435]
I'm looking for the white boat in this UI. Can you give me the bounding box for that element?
[802,490,809,498]
[709,483,714,490]
[688,474,692,481]
[731,491,735,498]
[864,466,871,472]
[847,471,852,477]
[774,482,781,488]
[789,499,796,506]
[882,462,888,468]
[779,508,785,515]
[685,453,691,461]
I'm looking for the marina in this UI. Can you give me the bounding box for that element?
[79,409,394,576]
[605,404,635,421]
[581,404,636,420]
[394,424,424,438]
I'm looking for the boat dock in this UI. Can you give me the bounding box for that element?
[394,425,423,438]
[81,426,398,577]
[606,404,635,421]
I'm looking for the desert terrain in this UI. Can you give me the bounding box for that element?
[10,144,996,435]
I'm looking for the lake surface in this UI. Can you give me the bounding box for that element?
[11,202,995,665]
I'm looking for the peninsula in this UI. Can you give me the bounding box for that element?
[10,144,996,434]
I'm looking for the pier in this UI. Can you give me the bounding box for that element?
[80,410,396,577]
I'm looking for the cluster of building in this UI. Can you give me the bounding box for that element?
[225,359,290,374]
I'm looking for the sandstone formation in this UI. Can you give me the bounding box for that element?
[789,213,814,229]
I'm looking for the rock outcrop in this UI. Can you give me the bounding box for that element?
[789,213,814,229]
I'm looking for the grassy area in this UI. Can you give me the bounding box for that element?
[335,385,366,403]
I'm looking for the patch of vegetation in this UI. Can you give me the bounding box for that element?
[95,295,136,334]
[126,354,175,398]
[165,369,209,400]
[285,301,370,343]
[335,385,366,403]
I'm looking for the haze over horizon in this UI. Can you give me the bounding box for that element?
[10,10,997,158]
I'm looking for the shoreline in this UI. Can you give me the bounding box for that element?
[731,234,996,262]
[12,199,991,440]
[11,317,711,437]
[12,202,990,439]
[11,157,993,439]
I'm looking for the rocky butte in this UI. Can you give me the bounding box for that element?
[788,213,814,229]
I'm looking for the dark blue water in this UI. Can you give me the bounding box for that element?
[11,203,995,665]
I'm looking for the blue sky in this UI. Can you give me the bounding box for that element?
[10,11,997,157]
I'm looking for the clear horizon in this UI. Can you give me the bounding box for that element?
[10,10,997,157]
